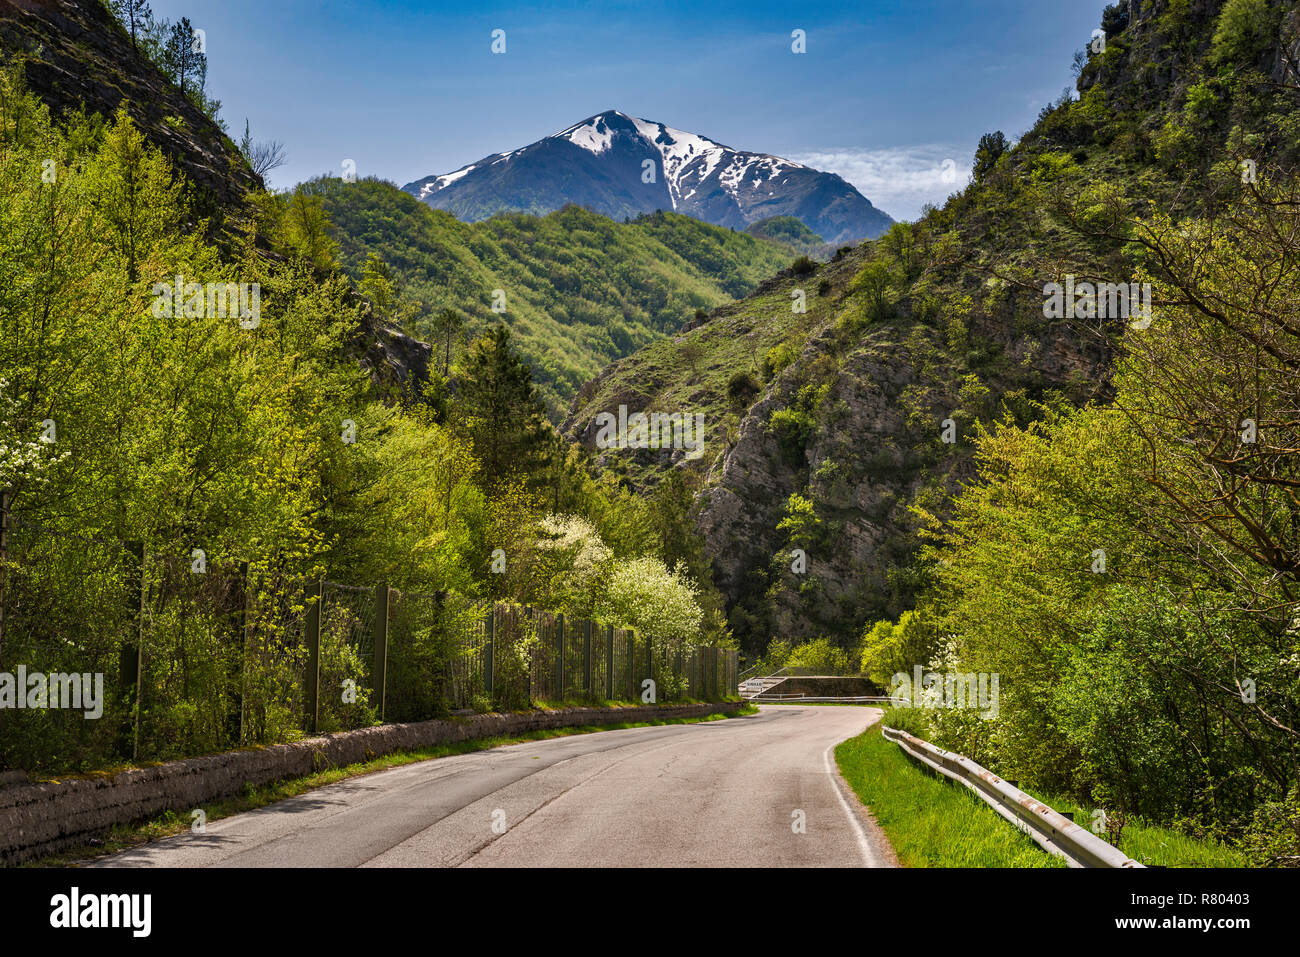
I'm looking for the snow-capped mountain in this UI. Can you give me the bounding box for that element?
[402,111,893,244]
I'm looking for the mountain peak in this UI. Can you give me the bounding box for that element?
[403,112,892,243]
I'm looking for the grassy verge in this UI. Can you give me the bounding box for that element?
[27,704,758,868]
[23,697,748,784]
[533,695,742,710]
[1031,791,1248,868]
[835,724,1063,867]
[844,719,1248,867]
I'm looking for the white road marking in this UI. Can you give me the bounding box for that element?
[824,741,881,867]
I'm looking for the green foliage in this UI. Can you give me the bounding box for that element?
[973,130,1008,182]
[768,382,829,463]
[1211,0,1277,65]
[762,341,799,380]
[727,370,761,409]
[920,194,1300,836]
[303,177,791,415]
[0,65,725,772]
[849,260,896,322]
[859,609,938,687]
[594,556,703,650]
[453,324,551,486]
[784,637,851,674]
[775,493,822,549]
[745,215,831,259]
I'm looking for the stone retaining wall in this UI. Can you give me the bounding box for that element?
[0,701,738,864]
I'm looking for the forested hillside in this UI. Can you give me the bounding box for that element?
[566,0,1300,859]
[7,0,1300,867]
[0,0,734,773]
[745,216,837,260]
[302,177,795,415]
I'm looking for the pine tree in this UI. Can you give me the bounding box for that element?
[163,17,206,97]
[360,253,395,318]
[112,0,153,54]
[454,325,549,484]
[431,307,465,375]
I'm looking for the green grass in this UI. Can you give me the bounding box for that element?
[835,724,1067,867]
[851,716,1250,867]
[27,704,757,867]
[532,695,742,710]
[1032,791,1248,868]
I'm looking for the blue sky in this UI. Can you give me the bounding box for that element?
[152,0,1110,221]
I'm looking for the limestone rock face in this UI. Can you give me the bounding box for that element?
[0,0,435,398]
[354,299,433,400]
[0,0,262,225]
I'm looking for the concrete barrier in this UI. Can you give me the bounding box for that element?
[0,701,739,864]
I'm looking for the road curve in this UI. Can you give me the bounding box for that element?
[93,705,894,868]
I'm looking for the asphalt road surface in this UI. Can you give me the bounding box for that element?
[94,704,894,868]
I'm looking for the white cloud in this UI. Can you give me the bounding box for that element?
[786,144,975,223]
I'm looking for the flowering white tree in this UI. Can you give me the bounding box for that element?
[0,379,62,492]
[534,514,612,617]
[595,555,703,651]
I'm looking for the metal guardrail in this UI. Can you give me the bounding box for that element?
[881,725,1144,869]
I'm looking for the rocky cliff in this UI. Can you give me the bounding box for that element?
[566,0,1278,654]
[0,0,260,227]
[0,0,432,397]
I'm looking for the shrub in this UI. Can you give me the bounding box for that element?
[785,637,852,675]
[762,341,799,380]
[727,370,761,408]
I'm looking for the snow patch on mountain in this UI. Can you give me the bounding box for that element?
[417,163,477,200]
[543,111,810,212]
[403,109,894,243]
[556,114,618,154]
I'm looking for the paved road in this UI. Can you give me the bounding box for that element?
[94,705,893,868]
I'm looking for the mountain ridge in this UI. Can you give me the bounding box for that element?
[308,177,796,415]
[403,110,893,245]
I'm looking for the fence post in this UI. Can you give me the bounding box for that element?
[0,488,8,651]
[605,624,614,700]
[556,612,564,700]
[119,543,142,692]
[230,560,249,745]
[584,620,592,697]
[118,542,146,761]
[304,578,323,734]
[373,581,389,721]
[628,632,636,700]
[484,605,495,700]
[524,606,534,703]
[431,589,446,710]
